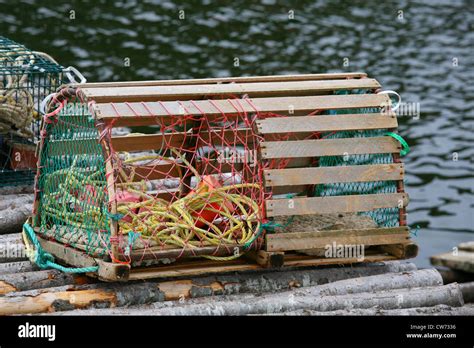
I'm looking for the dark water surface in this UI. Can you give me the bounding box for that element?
[1,0,472,267]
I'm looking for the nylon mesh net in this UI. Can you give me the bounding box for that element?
[0,36,65,187]
[36,100,109,257]
[314,90,400,227]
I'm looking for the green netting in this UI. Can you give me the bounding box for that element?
[314,89,400,227]
[0,36,66,187]
[36,101,110,256]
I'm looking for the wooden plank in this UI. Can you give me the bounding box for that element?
[430,251,474,273]
[93,94,390,127]
[265,193,409,217]
[82,79,380,102]
[282,253,397,267]
[36,235,98,269]
[127,252,398,280]
[128,259,261,280]
[245,250,285,267]
[77,72,369,88]
[256,113,397,134]
[264,163,405,187]
[110,129,256,152]
[100,135,120,261]
[272,185,308,196]
[96,259,130,281]
[122,162,182,181]
[265,227,409,252]
[127,244,242,263]
[261,136,401,159]
[381,242,418,259]
[111,133,187,152]
[196,160,241,175]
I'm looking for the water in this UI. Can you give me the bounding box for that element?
[1,0,472,267]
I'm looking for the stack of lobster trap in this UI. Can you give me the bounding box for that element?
[0,36,82,187]
[27,72,417,281]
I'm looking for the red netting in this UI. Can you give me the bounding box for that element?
[35,86,403,267]
[102,97,275,263]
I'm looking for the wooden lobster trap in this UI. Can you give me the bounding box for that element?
[26,72,417,281]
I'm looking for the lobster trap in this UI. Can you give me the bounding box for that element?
[27,73,417,281]
[0,36,84,186]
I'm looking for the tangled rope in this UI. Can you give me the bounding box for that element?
[40,148,263,261]
[115,148,263,260]
[40,155,109,231]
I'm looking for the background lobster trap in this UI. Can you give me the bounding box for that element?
[27,73,417,281]
[0,36,85,187]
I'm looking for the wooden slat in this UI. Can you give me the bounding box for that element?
[110,128,255,152]
[264,163,405,187]
[196,160,241,175]
[128,259,260,280]
[111,133,186,151]
[265,227,409,252]
[127,252,398,280]
[282,253,397,267]
[430,251,474,273]
[37,235,98,269]
[256,113,397,134]
[381,242,418,259]
[272,185,308,196]
[77,72,368,88]
[265,193,409,217]
[261,136,401,159]
[82,79,380,102]
[121,163,182,181]
[127,244,243,262]
[93,94,390,127]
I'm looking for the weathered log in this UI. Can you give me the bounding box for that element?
[0,283,164,315]
[438,269,474,284]
[0,262,416,315]
[0,258,415,295]
[0,185,33,195]
[188,261,417,295]
[271,303,474,316]
[143,283,464,316]
[0,194,33,234]
[460,282,474,303]
[0,269,94,295]
[300,268,442,296]
[50,282,464,316]
[0,233,22,243]
[0,261,37,275]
